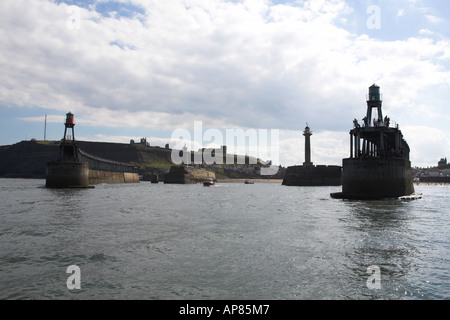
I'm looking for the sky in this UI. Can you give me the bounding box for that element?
[1,0,449,168]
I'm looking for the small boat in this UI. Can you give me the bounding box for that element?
[244,180,254,184]
[399,193,422,201]
[203,178,215,186]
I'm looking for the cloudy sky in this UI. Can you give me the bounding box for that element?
[1,0,449,167]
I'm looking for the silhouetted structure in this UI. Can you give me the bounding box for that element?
[282,124,342,186]
[331,85,415,200]
[303,124,313,166]
[46,112,139,188]
[46,112,89,188]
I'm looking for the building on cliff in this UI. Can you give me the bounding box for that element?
[282,124,342,186]
[438,157,448,168]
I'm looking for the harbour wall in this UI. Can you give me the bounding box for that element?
[88,170,139,184]
[282,165,342,186]
[78,148,139,184]
[46,161,89,188]
[418,176,450,183]
[342,158,414,198]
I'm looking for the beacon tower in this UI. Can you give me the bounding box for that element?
[331,84,415,200]
[303,124,313,166]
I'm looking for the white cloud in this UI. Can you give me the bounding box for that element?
[425,14,442,24]
[1,0,449,166]
[418,28,434,36]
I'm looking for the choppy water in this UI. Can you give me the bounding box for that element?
[0,178,448,300]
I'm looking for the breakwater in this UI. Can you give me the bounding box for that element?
[282,165,342,186]
[340,158,414,199]
[77,148,139,184]
[45,161,89,188]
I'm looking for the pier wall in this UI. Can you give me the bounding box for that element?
[342,158,414,198]
[46,161,89,188]
[282,165,342,186]
[418,176,450,183]
[78,148,139,184]
[88,170,139,184]
[78,148,137,173]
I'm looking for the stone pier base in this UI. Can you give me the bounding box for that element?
[46,161,89,188]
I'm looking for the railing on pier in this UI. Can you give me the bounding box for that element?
[353,118,397,129]
[77,148,138,173]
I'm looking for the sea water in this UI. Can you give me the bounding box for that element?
[0,179,448,299]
